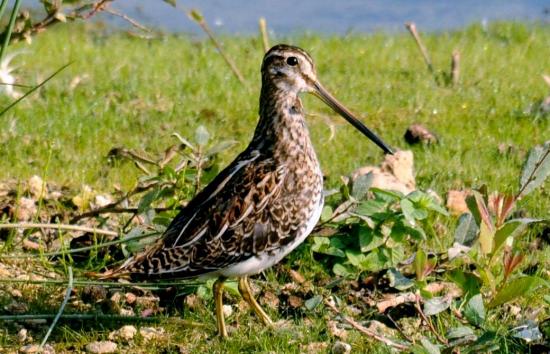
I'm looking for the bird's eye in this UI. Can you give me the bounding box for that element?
[286,56,298,66]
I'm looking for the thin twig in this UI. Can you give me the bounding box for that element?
[39,267,73,349]
[451,50,460,86]
[103,6,150,32]
[0,277,203,288]
[387,314,415,344]
[2,231,158,259]
[259,17,269,53]
[516,146,550,199]
[414,294,448,345]
[324,297,410,351]
[0,222,117,237]
[405,22,434,74]
[187,9,246,85]
[73,206,173,220]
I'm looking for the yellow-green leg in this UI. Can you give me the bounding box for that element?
[213,276,228,337]
[238,276,273,326]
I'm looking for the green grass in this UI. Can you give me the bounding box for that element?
[0,21,549,353]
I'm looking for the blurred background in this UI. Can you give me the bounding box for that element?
[110,0,549,34]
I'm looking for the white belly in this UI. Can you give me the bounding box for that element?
[219,197,324,278]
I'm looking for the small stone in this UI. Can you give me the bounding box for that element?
[404,123,438,145]
[108,325,137,342]
[86,341,117,353]
[10,288,23,298]
[125,292,137,305]
[110,291,122,303]
[22,238,41,251]
[119,308,135,317]
[332,341,352,354]
[184,294,200,309]
[20,344,55,354]
[222,304,233,317]
[288,295,303,308]
[261,291,280,310]
[302,342,329,354]
[289,269,306,284]
[81,285,108,303]
[19,344,39,353]
[16,197,36,221]
[446,190,471,215]
[17,328,27,343]
[139,327,166,342]
[28,175,47,200]
[94,194,112,208]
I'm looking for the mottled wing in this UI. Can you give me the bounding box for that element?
[120,150,286,278]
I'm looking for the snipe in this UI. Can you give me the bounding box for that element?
[103,44,393,337]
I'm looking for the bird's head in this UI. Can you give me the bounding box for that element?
[261,44,393,154]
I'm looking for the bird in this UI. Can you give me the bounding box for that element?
[101,44,393,337]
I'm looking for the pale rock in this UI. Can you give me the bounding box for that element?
[139,327,166,342]
[351,150,415,195]
[94,194,113,208]
[446,190,471,215]
[332,341,352,354]
[20,344,54,354]
[222,304,233,317]
[28,175,47,200]
[125,292,137,305]
[328,320,348,339]
[17,328,27,343]
[86,341,117,353]
[108,325,137,342]
[16,197,37,221]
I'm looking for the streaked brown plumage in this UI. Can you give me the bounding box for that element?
[102,44,392,337]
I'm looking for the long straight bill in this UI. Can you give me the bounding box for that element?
[313,82,393,154]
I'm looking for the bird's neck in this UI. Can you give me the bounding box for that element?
[252,83,315,162]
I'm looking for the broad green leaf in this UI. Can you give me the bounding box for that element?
[137,186,161,214]
[320,205,333,222]
[415,249,427,281]
[351,172,373,200]
[304,295,323,311]
[478,221,494,255]
[423,296,451,316]
[195,125,210,146]
[358,226,384,252]
[387,268,414,290]
[446,326,475,340]
[311,237,345,258]
[356,199,387,216]
[370,187,404,202]
[493,218,540,255]
[420,338,441,354]
[333,263,353,277]
[454,213,479,246]
[447,270,481,299]
[401,198,428,223]
[464,294,485,326]
[519,141,550,197]
[488,276,544,308]
[345,249,367,268]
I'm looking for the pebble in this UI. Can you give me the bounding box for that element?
[86,341,117,353]
[139,327,166,342]
[19,344,55,353]
[108,325,137,341]
[17,328,27,343]
[332,341,352,354]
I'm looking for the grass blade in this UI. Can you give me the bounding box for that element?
[0,61,72,117]
[0,0,21,63]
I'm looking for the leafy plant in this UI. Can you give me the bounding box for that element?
[312,173,448,278]
[449,141,550,306]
